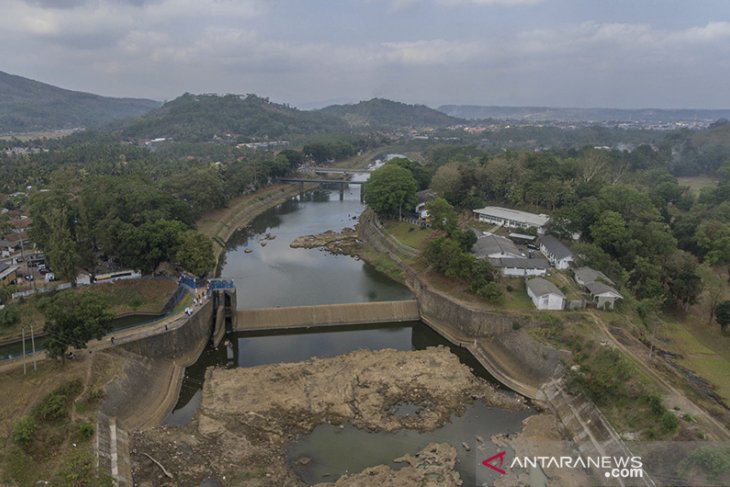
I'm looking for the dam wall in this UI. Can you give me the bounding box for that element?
[235,300,420,331]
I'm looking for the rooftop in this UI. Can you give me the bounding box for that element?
[585,281,622,298]
[473,206,550,227]
[526,277,565,297]
[540,235,573,260]
[472,234,522,258]
[574,266,615,286]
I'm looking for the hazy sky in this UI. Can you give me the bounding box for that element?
[3,0,730,109]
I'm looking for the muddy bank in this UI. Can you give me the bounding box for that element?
[290,228,361,256]
[130,347,526,486]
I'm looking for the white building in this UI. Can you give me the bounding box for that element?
[473,206,550,234]
[490,257,550,277]
[584,281,623,310]
[472,235,523,259]
[540,235,574,270]
[526,277,565,310]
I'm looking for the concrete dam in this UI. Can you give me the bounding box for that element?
[235,300,420,331]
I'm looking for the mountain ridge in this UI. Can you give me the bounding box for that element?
[0,70,160,133]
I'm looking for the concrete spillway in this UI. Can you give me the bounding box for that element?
[235,300,420,331]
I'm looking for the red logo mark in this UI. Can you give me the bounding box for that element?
[482,451,507,475]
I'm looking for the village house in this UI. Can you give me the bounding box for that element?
[472,206,550,234]
[573,266,615,287]
[526,277,565,310]
[584,281,623,310]
[539,235,574,270]
[490,257,551,277]
[472,234,524,259]
[415,189,438,220]
[0,262,18,286]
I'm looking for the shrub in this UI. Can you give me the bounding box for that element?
[0,304,19,328]
[11,416,36,448]
[74,421,95,442]
[34,393,69,422]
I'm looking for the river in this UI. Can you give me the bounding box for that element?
[167,165,533,485]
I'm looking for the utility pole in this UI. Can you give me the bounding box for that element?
[22,327,26,375]
[30,324,37,371]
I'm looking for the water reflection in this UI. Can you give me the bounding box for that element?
[219,187,412,309]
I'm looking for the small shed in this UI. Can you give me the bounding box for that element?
[526,277,565,310]
[584,281,623,310]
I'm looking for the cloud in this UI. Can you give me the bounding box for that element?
[436,0,543,5]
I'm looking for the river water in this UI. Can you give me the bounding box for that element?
[168,171,533,485]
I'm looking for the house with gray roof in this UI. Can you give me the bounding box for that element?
[0,262,18,286]
[490,257,550,277]
[585,281,623,310]
[526,277,565,310]
[540,235,574,270]
[473,206,550,233]
[573,266,615,288]
[472,235,523,260]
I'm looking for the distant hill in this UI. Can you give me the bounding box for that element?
[119,93,346,141]
[438,104,730,123]
[320,98,461,129]
[0,70,160,133]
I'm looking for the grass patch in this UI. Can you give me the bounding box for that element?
[657,316,730,403]
[678,176,719,196]
[361,249,404,282]
[382,220,434,251]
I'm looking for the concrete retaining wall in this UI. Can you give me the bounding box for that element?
[235,300,420,331]
[119,300,213,359]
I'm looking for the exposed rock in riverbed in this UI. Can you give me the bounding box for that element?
[314,443,462,487]
[290,228,361,256]
[130,347,526,486]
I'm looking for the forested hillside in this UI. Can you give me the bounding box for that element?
[118,93,346,142]
[320,98,461,129]
[0,71,159,133]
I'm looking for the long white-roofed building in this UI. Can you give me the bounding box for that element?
[473,206,550,234]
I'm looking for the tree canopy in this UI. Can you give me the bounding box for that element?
[41,292,113,362]
[363,164,418,218]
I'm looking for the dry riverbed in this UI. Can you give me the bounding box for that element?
[130,347,527,486]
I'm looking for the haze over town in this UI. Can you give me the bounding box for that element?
[2,0,730,109]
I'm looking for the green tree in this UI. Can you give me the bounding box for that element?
[41,293,113,362]
[175,230,214,277]
[388,157,431,190]
[590,210,630,257]
[715,301,730,333]
[662,251,702,310]
[430,162,463,205]
[363,164,417,218]
[47,209,78,285]
[425,197,457,234]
